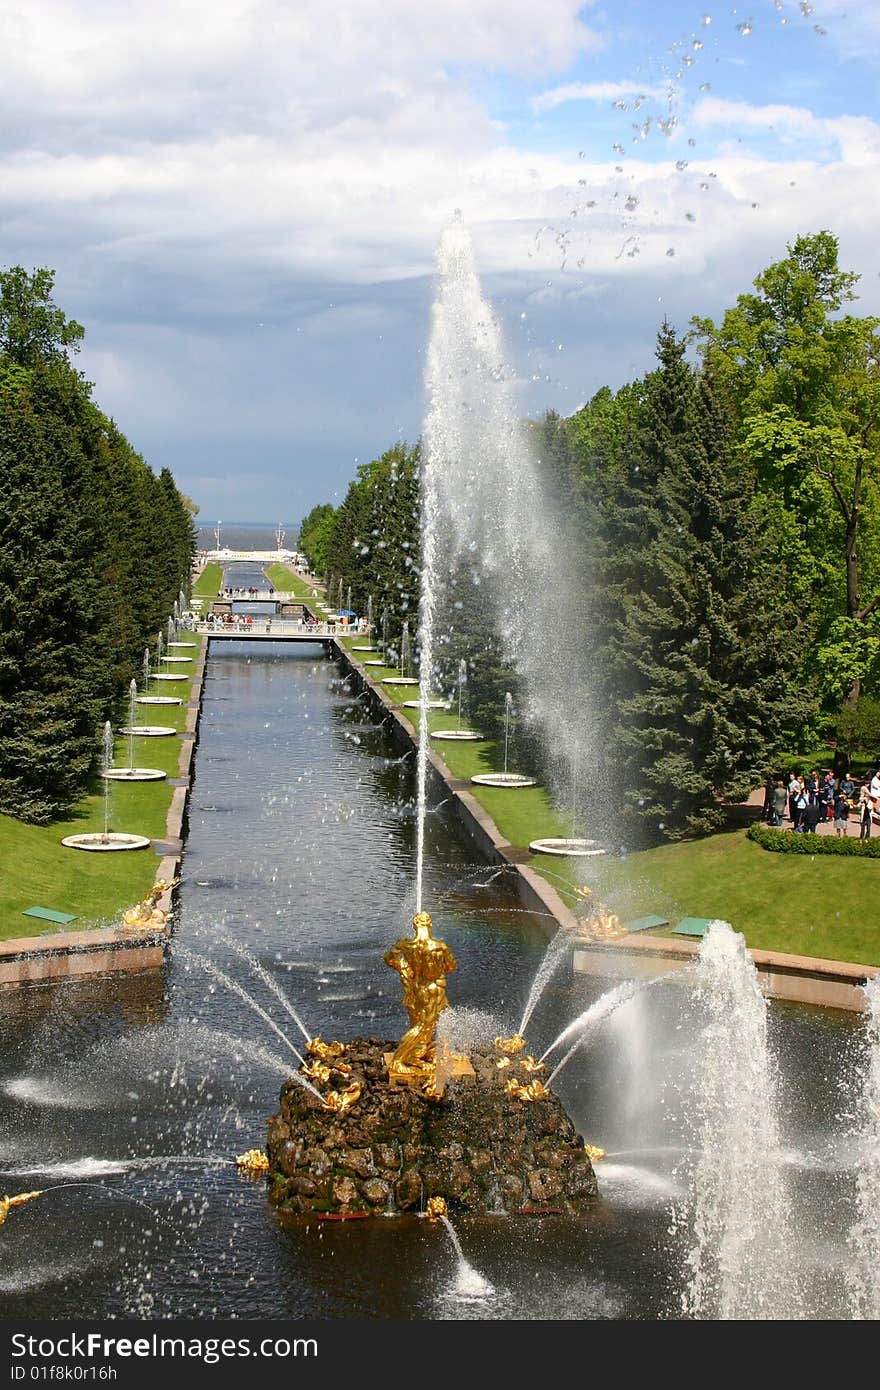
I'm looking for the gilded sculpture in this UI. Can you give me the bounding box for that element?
[384,910,457,1085]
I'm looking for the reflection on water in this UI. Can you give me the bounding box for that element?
[0,645,873,1319]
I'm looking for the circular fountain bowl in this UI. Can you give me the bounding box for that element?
[152,673,189,682]
[402,700,449,710]
[352,646,377,652]
[101,768,167,781]
[430,730,484,741]
[471,773,538,788]
[62,833,152,852]
[117,725,177,737]
[160,656,193,664]
[168,642,197,648]
[363,660,386,667]
[137,696,182,706]
[528,837,608,857]
[382,676,418,686]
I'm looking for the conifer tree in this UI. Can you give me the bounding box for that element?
[597,323,806,841]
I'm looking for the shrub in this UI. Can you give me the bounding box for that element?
[747,823,880,857]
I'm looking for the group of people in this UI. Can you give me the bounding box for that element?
[763,767,880,839]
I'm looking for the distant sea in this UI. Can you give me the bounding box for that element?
[196,522,299,551]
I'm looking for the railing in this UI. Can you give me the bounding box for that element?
[188,620,360,638]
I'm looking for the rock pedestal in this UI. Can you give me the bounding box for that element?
[266,1038,599,1218]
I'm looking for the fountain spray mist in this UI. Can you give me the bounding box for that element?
[422,214,597,816]
[674,921,796,1320]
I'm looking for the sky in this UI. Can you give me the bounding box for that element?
[1,0,878,526]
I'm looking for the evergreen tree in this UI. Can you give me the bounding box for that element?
[597,323,807,841]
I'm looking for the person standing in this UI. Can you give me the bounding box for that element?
[832,790,850,837]
[771,780,789,828]
[860,786,873,841]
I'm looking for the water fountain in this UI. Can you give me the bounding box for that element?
[138,644,183,707]
[10,219,880,1324]
[117,677,175,739]
[382,622,416,686]
[471,691,537,788]
[431,656,483,741]
[61,722,152,851]
[152,629,189,685]
[101,681,166,782]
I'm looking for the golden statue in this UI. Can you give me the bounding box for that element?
[426,1196,448,1221]
[521,1055,546,1074]
[505,1077,548,1102]
[0,1190,43,1227]
[321,1081,362,1113]
[584,1144,606,1162]
[572,885,627,942]
[384,911,457,1083]
[235,1149,269,1174]
[121,878,178,931]
[308,1037,347,1060]
[495,1034,526,1055]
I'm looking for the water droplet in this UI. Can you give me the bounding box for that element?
[699,82,711,91]
[612,99,628,110]
[675,159,689,171]
[693,38,704,50]
[686,212,696,222]
[798,1,813,13]
[666,247,676,257]
[752,202,760,209]
[736,20,753,35]
[613,144,625,155]
[702,13,712,24]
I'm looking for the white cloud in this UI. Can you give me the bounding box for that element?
[531,81,666,114]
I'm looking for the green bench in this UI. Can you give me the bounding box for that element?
[671,917,715,938]
[22,906,78,925]
[623,914,670,934]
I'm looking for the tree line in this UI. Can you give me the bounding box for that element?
[0,267,196,823]
[302,231,880,844]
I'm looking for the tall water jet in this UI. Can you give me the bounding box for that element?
[367,594,374,634]
[674,921,796,1320]
[422,214,597,813]
[167,617,175,650]
[847,975,880,1319]
[126,680,137,771]
[400,622,412,680]
[101,721,114,840]
[143,647,151,694]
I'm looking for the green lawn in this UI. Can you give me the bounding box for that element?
[340,639,880,968]
[192,562,223,600]
[0,640,204,941]
[264,563,327,609]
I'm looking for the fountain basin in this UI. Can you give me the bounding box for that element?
[529,838,608,857]
[152,673,189,682]
[363,660,386,667]
[402,700,449,710]
[137,696,182,705]
[61,833,151,851]
[381,676,418,686]
[168,642,197,648]
[352,646,377,652]
[160,657,193,664]
[101,769,167,782]
[431,730,484,741]
[117,726,177,737]
[471,773,538,788]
